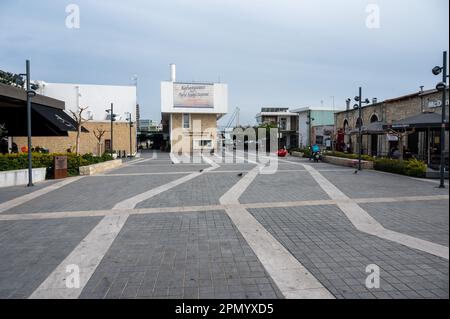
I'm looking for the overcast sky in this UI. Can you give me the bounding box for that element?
[1,0,448,125]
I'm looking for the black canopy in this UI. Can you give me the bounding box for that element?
[384,112,449,130]
[0,83,86,136]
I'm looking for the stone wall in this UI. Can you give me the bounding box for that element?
[335,89,449,157]
[79,159,123,176]
[13,121,137,155]
[171,114,218,154]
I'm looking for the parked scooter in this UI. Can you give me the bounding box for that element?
[312,150,322,162]
[310,144,322,162]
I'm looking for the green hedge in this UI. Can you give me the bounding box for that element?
[374,158,426,177]
[0,153,113,177]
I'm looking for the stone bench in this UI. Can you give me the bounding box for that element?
[291,151,305,158]
[79,159,123,176]
[323,155,374,169]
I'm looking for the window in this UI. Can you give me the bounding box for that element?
[194,139,212,149]
[105,139,111,151]
[279,118,287,130]
[182,114,190,129]
[199,140,212,147]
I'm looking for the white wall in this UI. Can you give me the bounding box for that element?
[298,112,309,148]
[161,81,228,115]
[38,82,137,122]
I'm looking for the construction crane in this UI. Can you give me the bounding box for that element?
[223,107,240,129]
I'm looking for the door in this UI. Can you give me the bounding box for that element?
[371,134,378,156]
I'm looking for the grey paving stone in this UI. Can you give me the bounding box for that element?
[0,217,102,299]
[79,211,283,299]
[250,205,449,299]
[0,179,59,204]
[239,171,330,204]
[320,170,449,199]
[4,174,187,214]
[108,164,210,175]
[136,173,243,208]
[361,200,449,246]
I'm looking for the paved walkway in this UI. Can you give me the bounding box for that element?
[0,150,448,299]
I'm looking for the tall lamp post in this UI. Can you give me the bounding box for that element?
[354,87,370,171]
[125,112,134,157]
[19,60,36,187]
[432,51,449,189]
[106,103,117,157]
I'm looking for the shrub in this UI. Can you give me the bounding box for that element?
[374,158,405,175]
[0,153,113,177]
[374,158,426,177]
[404,158,427,177]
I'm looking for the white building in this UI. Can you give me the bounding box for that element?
[291,107,336,148]
[36,82,137,122]
[255,107,299,149]
[161,64,228,153]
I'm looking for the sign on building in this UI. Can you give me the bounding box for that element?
[173,83,214,108]
[427,99,449,109]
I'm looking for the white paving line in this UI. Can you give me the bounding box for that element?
[302,163,449,260]
[2,195,447,222]
[29,214,129,299]
[220,165,334,299]
[112,155,219,210]
[0,176,84,214]
[28,154,220,299]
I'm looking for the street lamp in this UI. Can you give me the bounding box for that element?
[354,87,370,172]
[19,60,36,187]
[105,103,117,157]
[125,112,134,158]
[432,51,449,189]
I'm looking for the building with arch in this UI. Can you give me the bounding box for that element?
[335,88,449,169]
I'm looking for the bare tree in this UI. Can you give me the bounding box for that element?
[69,106,90,155]
[93,128,107,156]
[0,123,7,138]
[387,128,415,160]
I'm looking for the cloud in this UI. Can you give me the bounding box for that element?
[0,0,448,124]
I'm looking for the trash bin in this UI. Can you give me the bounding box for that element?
[53,156,68,179]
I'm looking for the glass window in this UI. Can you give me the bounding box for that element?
[183,114,190,129]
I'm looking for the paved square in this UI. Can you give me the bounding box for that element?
[79,212,283,299]
[0,217,102,298]
[0,151,448,299]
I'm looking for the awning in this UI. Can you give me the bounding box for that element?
[350,121,387,135]
[0,83,87,136]
[384,112,449,130]
[32,104,84,133]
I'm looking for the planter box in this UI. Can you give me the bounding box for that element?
[291,151,305,158]
[79,159,122,176]
[323,155,374,169]
[0,167,47,188]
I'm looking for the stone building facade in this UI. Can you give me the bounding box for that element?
[335,88,449,166]
[13,121,136,156]
[169,113,218,154]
